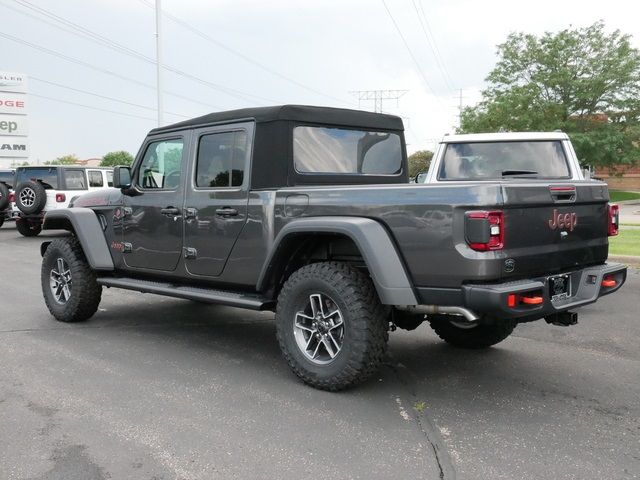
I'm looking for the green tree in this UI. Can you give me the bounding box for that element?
[45,154,80,165]
[408,150,433,178]
[460,22,640,168]
[101,150,134,167]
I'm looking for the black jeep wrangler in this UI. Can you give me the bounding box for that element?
[0,168,15,228]
[39,106,626,390]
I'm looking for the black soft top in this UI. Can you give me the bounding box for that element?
[151,105,404,134]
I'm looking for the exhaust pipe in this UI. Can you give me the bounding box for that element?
[396,305,479,323]
[545,311,578,327]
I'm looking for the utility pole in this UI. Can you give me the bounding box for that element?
[454,88,467,129]
[349,90,408,113]
[155,0,164,127]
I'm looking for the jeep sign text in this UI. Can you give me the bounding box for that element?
[0,115,28,136]
[0,120,18,133]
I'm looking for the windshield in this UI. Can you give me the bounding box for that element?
[438,141,570,180]
[293,126,402,175]
[16,167,59,189]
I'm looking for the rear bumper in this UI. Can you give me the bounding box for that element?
[417,263,627,320]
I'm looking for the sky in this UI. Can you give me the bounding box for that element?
[1,0,640,165]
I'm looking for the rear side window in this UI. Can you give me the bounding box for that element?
[88,171,103,187]
[196,131,247,188]
[293,126,402,175]
[64,170,87,190]
[137,138,184,190]
[0,171,14,188]
[106,171,113,187]
[438,141,570,180]
[16,168,58,189]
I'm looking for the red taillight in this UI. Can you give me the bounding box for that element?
[608,204,619,236]
[466,210,504,251]
[8,192,15,203]
[56,193,66,203]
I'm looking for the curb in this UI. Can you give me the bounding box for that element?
[609,255,640,268]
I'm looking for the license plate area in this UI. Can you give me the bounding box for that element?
[549,274,571,302]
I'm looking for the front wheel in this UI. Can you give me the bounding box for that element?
[16,218,42,237]
[41,237,102,322]
[429,314,516,349]
[275,262,389,391]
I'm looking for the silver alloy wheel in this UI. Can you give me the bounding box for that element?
[49,257,72,304]
[19,187,36,207]
[293,293,344,365]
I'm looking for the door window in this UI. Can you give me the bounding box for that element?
[137,138,184,190]
[64,170,87,190]
[88,170,104,187]
[196,131,247,188]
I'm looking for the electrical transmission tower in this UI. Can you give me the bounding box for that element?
[349,90,408,113]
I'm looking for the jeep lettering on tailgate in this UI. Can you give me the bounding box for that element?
[548,209,578,231]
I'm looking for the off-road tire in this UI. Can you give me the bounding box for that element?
[429,315,516,349]
[392,309,425,331]
[16,180,47,214]
[275,262,389,391]
[41,237,102,322]
[0,182,9,210]
[16,218,42,237]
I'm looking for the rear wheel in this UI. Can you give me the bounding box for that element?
[0,183,9,210]
[275,262,389,391]
[16,218,42,237]
[0,216,4,228]
[41,237,102,322]
[429,315,516,349]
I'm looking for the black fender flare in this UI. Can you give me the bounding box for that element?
[41,208,114,270]
[257,216,418,305]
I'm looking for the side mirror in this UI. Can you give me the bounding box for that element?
[113,166,132,189]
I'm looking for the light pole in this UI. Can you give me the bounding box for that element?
[155,0,164,127]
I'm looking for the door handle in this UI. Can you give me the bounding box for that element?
[215,207,238,217]
[160,207,180,216]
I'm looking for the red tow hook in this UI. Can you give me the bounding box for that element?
[520,296,544,305]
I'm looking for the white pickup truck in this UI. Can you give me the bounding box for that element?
[421,132,586,184]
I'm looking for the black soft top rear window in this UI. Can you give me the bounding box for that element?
[293,126,403,175]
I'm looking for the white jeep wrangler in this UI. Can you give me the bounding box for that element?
[13,166,113,237]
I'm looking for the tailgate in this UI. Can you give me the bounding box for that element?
[501,182,610,278]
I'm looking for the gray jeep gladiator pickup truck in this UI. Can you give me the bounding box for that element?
[39,105,627,390]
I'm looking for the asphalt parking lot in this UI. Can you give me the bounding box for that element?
[1,222,638,480]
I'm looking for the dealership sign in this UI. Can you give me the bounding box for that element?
[0,71,27,94]
[0,93,28,115]
[0,114,28,136]
[0,136,29,158]
[0,71,28,161]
